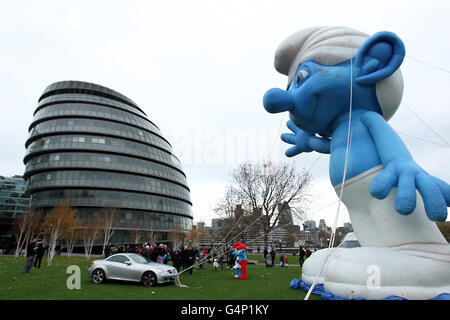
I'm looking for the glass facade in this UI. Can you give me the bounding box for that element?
[24,81,193,238]
[0,176,30,219]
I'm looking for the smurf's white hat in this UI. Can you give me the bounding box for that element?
[274,26,403,121]
[275,26,368,88]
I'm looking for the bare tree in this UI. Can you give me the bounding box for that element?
[214,187,241,241]
[185,227,200,247]
[168,227,186,249]
[223,160,311,247]
[318,230,331,248]
[83,217,102,260]
[284,232,298,247]
[13,207,41,258]
[144,228,160,246]
[213,190,252,245]
[98,207,119,256]
[130,227,145,245]
[63,217,82,257]
[41,199,78,265]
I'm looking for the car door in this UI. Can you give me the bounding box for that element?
[107,255,135,281]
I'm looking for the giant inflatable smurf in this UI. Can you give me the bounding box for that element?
[263,27,450,300]
[232,242,248,279]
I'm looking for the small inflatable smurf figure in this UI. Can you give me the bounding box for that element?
[263,26,450,300]
[232,242,248,279]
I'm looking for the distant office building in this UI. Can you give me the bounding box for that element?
[278,202,293,226]
[303,220,317,230]
[0,175,30,250]
[0,175,30,219]
[196,221,205,230]
[23,81,193,245]
[319,219,333,233]
[319,219,326,231]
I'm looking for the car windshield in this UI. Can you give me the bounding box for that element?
[130,255,150,264]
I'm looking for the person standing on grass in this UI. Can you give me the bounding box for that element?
[180,246,186,270]
[172,248,183,272]
[299,246,306,267]
[23,238,37,274]
[34,240,45,268]
[280,254,285,268]
[270,248,276,267]
[186,246,195,274]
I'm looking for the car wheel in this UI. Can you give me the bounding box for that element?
[141,271,157,287]
[92,268,106,284]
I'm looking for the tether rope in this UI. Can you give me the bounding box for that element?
[174,199,340,287]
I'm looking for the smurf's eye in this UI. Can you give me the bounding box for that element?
[296,70,309,86]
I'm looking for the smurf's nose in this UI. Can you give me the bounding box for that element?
[263,88,295,114]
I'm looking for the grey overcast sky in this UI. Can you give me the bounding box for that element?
[1,0,449,228]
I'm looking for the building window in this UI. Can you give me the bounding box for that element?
[72,137,85,143]
[92,138,105,144]
[46,174,52,180]
[54,155,60,161]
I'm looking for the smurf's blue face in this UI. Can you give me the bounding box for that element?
[265,59,381,136]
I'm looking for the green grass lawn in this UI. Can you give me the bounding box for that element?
[0,255,320,300]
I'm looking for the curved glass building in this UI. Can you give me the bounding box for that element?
[24,81,192,243]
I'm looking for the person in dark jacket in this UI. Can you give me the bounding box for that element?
[172,248,183,272]
[34,240,45,268]
[299,245,306,267]
[185,247,195,274]
[180,246,186,270]
[227,249,235,269]
[104,242,112,258]
[270,248,276,267]
[156,244,166,264]
[150,245,158,262]
[23,239,37,273]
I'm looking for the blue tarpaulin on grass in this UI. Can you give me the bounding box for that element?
[290,278,450,300]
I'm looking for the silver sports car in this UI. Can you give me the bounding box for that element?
[88,253,177,286]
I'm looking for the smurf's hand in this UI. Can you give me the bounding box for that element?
[369,159,450,221]
[281,120,330,157]
[361,111,450,222]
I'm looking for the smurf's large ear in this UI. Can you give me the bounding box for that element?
[354,31,405,85]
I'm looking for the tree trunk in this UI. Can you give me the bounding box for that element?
[14,231,25,258]
[67,233,75,257]
[48,238,57,265]
[264,232,269,249]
